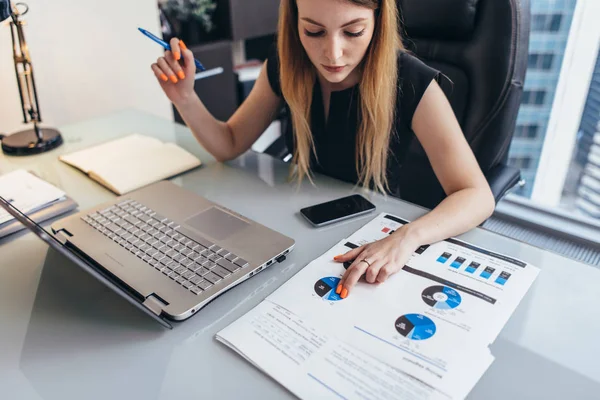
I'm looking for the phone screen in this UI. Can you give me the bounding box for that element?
[300,195,375,226]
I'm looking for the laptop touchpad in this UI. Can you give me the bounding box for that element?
[185,207,249,241]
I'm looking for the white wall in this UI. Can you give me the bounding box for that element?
[0,0,172,135]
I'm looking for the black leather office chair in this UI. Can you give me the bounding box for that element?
[396,0,530,208]
[264,0,529,209]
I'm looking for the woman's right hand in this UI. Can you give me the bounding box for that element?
[151,37,197,106]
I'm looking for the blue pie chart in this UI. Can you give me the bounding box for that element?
[395,314,436,340]
[422,285,462,310]
[314,277,343,301]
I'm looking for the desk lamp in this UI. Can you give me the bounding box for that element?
[0,1,63,156]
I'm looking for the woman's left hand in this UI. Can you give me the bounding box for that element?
[333,229,420,298]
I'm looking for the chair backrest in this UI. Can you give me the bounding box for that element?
[395,0,530,208]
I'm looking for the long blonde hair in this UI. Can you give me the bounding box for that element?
[278,0,402,193]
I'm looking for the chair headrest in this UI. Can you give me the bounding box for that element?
[398,0,481,40]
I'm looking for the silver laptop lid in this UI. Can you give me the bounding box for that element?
[0,195,172,329]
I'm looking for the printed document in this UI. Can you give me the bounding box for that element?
[0,170,66,225]
[216,213,540,399]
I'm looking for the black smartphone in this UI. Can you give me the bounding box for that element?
[300,194,376,227]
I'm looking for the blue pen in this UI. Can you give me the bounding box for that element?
[138,27,206,71]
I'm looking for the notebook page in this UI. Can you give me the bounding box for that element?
[88,142,201,194]
[59,134,163,173]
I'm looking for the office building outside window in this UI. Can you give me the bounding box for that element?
[503,0,600,224]
[562,50,600,218]
[507,0,577,198]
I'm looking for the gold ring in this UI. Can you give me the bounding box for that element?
[360,259,371,267]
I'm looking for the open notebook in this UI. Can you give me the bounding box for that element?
[59,134,201,195]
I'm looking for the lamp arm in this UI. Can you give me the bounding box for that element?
[9,3,42,130]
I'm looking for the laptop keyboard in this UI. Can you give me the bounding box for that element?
[80,199,249,295]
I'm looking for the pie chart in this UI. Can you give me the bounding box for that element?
[394,314,436,340]
[421,285,462,310]
[314,277,343,301]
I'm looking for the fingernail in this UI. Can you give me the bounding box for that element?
[179,40,187,50]
[177,71,185,80]
[170,75,178,83]
[336,284,342,294]
[160,73,168,82]
[333,255,342,260]
[341,288,348,299]
[174,51,181,61]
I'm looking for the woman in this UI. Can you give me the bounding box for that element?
[151,0,495,298]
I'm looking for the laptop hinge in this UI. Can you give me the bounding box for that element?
[143,294,169,316]
[53,229,72,245]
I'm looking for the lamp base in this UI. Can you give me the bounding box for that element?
[1,127,63,156]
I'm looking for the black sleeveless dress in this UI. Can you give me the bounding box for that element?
[266,47,441,200]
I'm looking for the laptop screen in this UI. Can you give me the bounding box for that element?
[0,194,172,329]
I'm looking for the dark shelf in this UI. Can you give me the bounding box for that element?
[173,40,237,123]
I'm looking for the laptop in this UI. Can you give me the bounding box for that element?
[0,180,295,329]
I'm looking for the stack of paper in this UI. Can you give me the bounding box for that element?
[59,134,201,195]
[216,213,540,399]
[0,170,66,225]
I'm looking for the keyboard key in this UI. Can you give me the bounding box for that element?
[175,266,187,275]
[189,262,202,272]
[139,244,151,252]
[204,261,217,270]
[146,249,158,257]
[204,272,222,284]
[190,286,203,295]
[174,244,186,252]
[212,266,231,279]
[190,275,203,285]
[210,245,222,253]
[217,248,229,256]
[106,223,120,232]
[166,261,179,270]
[175,276,186,284]
[234,258,249,268]
[182,270,195,280]
[182,280,193,289]
[181,258,194,267]
[197,280,213,290]
[159,235,170,244]
[218,259,241,273]
[173,254,185,263]
[124,215,140,225]
[172,233,184,241]
[166,249,178,258]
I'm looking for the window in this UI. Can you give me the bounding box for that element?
[515,124,540,139]
[528,53,555,70]
[522,90,547,105]
[510,156,533,170]
[503,0,600,226]
[532,14,563,32]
